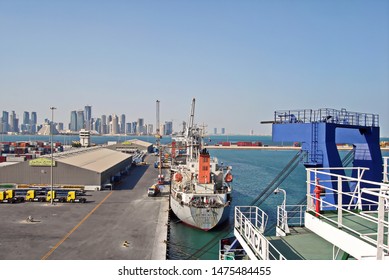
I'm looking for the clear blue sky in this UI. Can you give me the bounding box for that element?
[1,0,388,136]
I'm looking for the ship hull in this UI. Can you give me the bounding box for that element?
[170,195,230,231]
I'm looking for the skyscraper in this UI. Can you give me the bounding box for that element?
[84,105,92,130]
[70,111,77,131]
[111,115,119,134]
[137,118,145,135]
[10,111,19,133]
[1,111,9,133]
[76,110,85,131]
[164,121,173,135]
[30,112,37,134]
[101,115,107,134]
[120,114,126,134]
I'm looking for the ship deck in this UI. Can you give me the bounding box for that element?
[267,226,335,260]
[0,155,170,260]
[267,210,388,260]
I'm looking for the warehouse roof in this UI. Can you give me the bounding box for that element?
[53,147,131,173]
[124,139,153,148]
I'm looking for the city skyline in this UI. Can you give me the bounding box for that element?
[0,105,231,136]
[1,1,388,136]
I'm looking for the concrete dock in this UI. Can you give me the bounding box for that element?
[0,155,169,260]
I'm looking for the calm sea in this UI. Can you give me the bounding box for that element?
[1,134,388,260]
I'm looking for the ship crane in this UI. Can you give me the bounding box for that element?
[187,98,196,160]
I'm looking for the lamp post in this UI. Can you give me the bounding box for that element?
[50,106,56,204]
[274,187,289,234]
[274,187,286,210]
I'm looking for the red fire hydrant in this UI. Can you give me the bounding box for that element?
[314,178,322,217]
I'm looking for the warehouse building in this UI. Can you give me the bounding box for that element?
[0,146,133,190]
[106,139,154,153]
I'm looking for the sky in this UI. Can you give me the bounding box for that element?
[0,0,388,136]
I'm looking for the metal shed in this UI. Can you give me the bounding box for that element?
[0,147,132,189]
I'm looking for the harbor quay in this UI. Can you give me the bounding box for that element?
[0,154,169,260]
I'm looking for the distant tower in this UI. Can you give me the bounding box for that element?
[57,123,64,131]
[164,121,173,135]
[131,121,137,134]
[126,123,131,135]
[95,118,101,134]
[70,111,77,131]
[1,111,9,133]
[137,118,145,135]
[111,115,119,134]
[31,112,37,134]
[147,124,153,135]
[23,111,30,125]
[10,111,19,133]
[76,110,85,131]
[101,115,107,134]
[22,111,30,133]
[120,114,126,134]
[214,128,217,135]
[84,105,92,130]
[221,128,226,134]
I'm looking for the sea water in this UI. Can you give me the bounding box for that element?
[167,146,389,260]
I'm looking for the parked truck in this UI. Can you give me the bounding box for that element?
[46,190,86,203]
[0,190,25,203]
[25,190,46,202]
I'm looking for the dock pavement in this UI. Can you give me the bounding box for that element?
[0,155,169,260]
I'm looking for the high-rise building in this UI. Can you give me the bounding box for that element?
[111,115,119,134]
[1,111,8,133]
[21,111,30,133]
[214,128,217,135]
[164,121,173,135]
[30,112,37,134]
[131,122,137,135]
[70,111,77,131]
[120,114,126,134]
[57,122,64,131]
[84,105,92,130]
[101,115,107,134]
[126,123,132,135]
[148,124,153,135]
[137,118,145,135]
[76,110,85,131]
[10,111,19,133]
[221,128,226,134]
[95,118,101,134]
[23,111,30,125]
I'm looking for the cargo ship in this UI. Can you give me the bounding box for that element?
[170,98,233,231]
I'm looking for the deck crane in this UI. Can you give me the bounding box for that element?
[186,98,197,160]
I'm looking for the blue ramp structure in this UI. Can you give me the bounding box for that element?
[272,108,382,208]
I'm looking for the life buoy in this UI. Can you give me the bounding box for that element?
[225,173,233,183]
[174,172,183,182]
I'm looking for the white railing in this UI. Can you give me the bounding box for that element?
[306,168,389,259]
[276,204,306,229]
[235,206,287,260]
[275,108,379,127]
[384,157,389,183]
